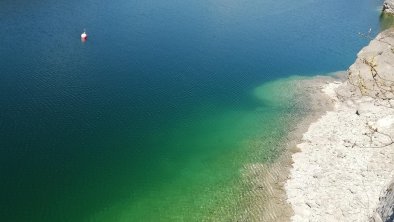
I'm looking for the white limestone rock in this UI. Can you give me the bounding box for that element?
[347,29,394,100]
[285,28,394,222]
[383,0,394,14]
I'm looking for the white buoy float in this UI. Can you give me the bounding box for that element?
[81,29,88,41]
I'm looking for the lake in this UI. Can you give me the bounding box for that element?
[0,0,384,221]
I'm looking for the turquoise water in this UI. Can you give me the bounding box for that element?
[0,0,384,221]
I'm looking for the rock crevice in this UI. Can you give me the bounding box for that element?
[371,179,394,222]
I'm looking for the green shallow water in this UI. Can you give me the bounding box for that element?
[87,76,310,221]
[380,13,394,30]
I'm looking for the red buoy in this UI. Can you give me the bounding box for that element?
[81,30,88,41]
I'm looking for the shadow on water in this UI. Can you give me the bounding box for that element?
[380,13,394,30]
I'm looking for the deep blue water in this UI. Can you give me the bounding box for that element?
[0,0,384,221]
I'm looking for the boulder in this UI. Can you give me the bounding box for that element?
[383,0,394,14]
[347,29,394,100]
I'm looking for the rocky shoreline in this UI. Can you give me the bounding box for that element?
[239,74,345,221]
[384,0,394,15]
[285,29,394,221]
